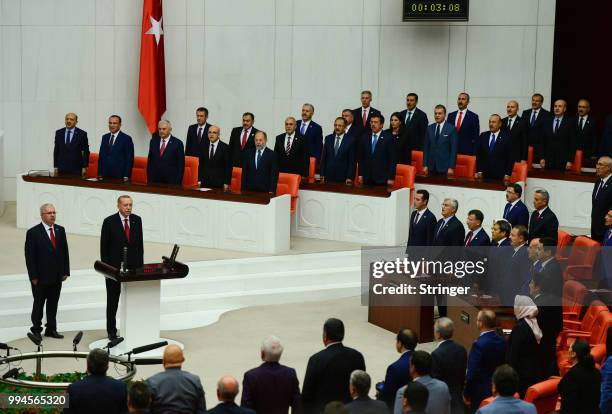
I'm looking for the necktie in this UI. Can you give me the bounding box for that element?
[362,109,367,127]
[504,203,512,218]
[160,139,167,156]
[286,136,292,154]
[533,261,543,273]
[508,118,513,130]
[241,129,248,149]
[371,134,378,153]
[300,123,307,135]
[198,127,203,143]
[436,221,446,238]
[406,111,413,124]
[456,111,463,130]
[606,229,612,244]
[65,130,72,145]
[465,231,474,246]
[435,124,441,141]
[554,118,560,134]
[49,227,56,249]
[530,111,537,126]
[124,218,130,243]
[109,134,115,148]
[413,212,420,225]
[210,143,214,159]
[595,179,604,199]
[489,133,496,153]
[334,136,341,154]
[579,117,584,130]
[256,149,262,169]
[532,210,540,228]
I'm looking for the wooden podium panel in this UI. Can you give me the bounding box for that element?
[368,304,434,343]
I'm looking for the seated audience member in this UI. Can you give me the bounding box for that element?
[274,116,309,177]
[380,328,418,408]
[502,100,528,162]
[297,103,324,162]
[475,365,536,414]
[54,112,90,176]
[128,381,151,414]
[503,183,529,227]
[66,348,128,414]
[475,114,513,181]
[506,296,544,397]
[207,376,255,414]
[540,99,576,171]
[147,120,185,185]
[345,370,389,414]
[358,113,396,186]
[431,317,467,414]
[185,106,210,157]
[146,345,206,413]
[448,92,480,155]
[342,109,356,137]
[241,335,301,414]
[98,114,134,181]
[352,90,381,138]
[423,105,458,177]
[401,381,429,414]
[501,224,531,304]
[228,112,258,167]
[601,327,612,413]
[199,125,231,190]
[528,189,559,245]
[576,99,597,160]
[465,209,490,246]
[463,310,506,412]
[241,131,279,194]
[558,338,602,414]
[302,318,366,413]
[324,401,349,414]
[320,117,356,185]
[398,92,428,151]
[386,112,412,165]
[394,351,451,414]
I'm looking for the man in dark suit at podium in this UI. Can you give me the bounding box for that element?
[25,203,70,340]
[242,131,279,194]
[274,116,309,177]
[147,120,185,185]
[503,183,529,227]
[406,189,437,248]
[100,195,144,340]
[199,125,232,190]
[53,112,90,176]
[98,115,134,181]
[185,106,210,157]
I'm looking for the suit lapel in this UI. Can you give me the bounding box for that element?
[39,223,54,251]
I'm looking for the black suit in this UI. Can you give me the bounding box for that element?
[358,130,396,185]
[500,244,531,305]
[558,361,602,414]
[431,215,465,316]
[206,402,255,414]
[53,127,90,174]
[185,123,211,157]
[241,361,301,414]
[522,108,552,161]
[241,147,279,193]
[100,213,144,337]
[147,136,185,185]
[345,396,389,414]
[66,374,127,414]
[398,108,428,151]
[534,292,563,378]
[199,140,232,188]
[528,207,558,245]
[476,130,514,179]
[542,116,576,170]
[406,208,437,248]
[351,106,381,138]
[229,127,259,167]
[24,223,70,334]
[302,343,366,413]
[575,115,597,159]
[385,128,412,165]
[274,133,309,177]
[591,177,612,242]
[431,339,467,414]
[502,116,529,162]
[507,319,544,397]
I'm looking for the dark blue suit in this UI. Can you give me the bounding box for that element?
[66,374,127,414]
[297,120,324,161]
[432,340,467,414]
[398,108,428,150]
[241,147,279,193]
[503,200,529,228]
[591,177,612,242]
[475,130,514,179]
[53,127,90,174]
[185,122,211,157]
[466,229,490,246]
[206,402,255,414]
[501,244,531,305]
[359,130,396,185]
[98,131,134,179]
[447,110,480,155]
[424,122,458,173]
[320,134,356,182]
[241,361,301,414]
[522,108,552,161]
[406,208,437,247]
[464,331,506,411]
[147,136,185,185]
[381,351,412,408]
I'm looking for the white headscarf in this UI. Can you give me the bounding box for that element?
[514,295,543,344]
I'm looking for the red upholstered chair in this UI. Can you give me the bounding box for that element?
[559,334,609,376]
[561,280,588,321]
[557,309,612,367]
[230,167,242,192]
[131,156,148,184]
[556,230,574,265]
[452,155,476,178]
[392,164,415,189]
[411,150,424,175]
[308,157,316,183]
[182,156,199,188]
[510,162,527,183]
[561,300,609,335]
[276,173,301,214]
[524,377,561,414]
[85,152,99,178]
[571,150,583,173]
[527,146,534,170]
[563,236,601,282]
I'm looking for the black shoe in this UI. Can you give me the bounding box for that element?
[44,330,64,339]
[108,334,118,341]
[29,330,42,342]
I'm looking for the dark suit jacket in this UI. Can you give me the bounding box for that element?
[528,207,559,245]
[147,136,185,185]
[558,361,602,414]
[500,244,531,304]
[297,120,324,161]
[424,122,458,173]
[351,106,381,138]
[475,130,514,179]
[575,115,597,159]
[98,131,134,179]
[522,108,552,161]
[502,116,529,162]
[100,213,144,269]
[346,396,389,414]
[591,177,612,242]
[507,319,544,396]
[199,140,232,188]
[359,130,396,185]
[185,122,211,157]
[398,108,428,151]
[241,147,279,193]
[274,133,309,177]
[407,208,437,247]
[302,343,366,413]
[229,127,259,167]
[466,229,490,246]
[503,200,529,228]
[432,339,467,414]
[66,374,127,414]
[385,127,412,165]
[542,116,576,170]
[320,134,356,182]
[432,216,465,247]
[534,257,563,300]
[447,109,480,155]
[241,361,301,414]
[54,127,90,174]
[25,223,70,285]
[206,402,255,414]
[381,351,412,407]
[464,331,507,411]
[534,292,563,377]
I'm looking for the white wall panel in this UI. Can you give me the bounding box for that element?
[205,0,275,26]
[293,0,363,26]
[21,0,94,26]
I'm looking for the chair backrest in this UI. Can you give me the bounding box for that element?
[556,230,573,261]
[86,152,99,178]
[392,164,416,190]
[571,150,583,173]
[566,236,601,270]
[308,157,316,183]
[276,173,301,214]
[591,343,607,366]
[453,155,476,178]
[510,162,527,183]
[562,280,588,315]
[527,146,534,170]
[587,310,612,346]
[182,156,199,187]
[131,156,148,184]
[524,377,561,414]
[411,150,424,174]
[230,167,242,192]
[579,300,609,332]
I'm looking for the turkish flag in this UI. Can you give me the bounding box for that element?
[138,0,166,134]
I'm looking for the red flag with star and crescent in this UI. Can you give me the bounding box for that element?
[138,0,166,133]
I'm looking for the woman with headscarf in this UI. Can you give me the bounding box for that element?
[507,295,545,397]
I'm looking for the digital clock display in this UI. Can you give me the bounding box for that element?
[403,0,469,21]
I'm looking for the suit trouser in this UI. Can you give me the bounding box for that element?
[30,282,62,333]
[106,279,121,336]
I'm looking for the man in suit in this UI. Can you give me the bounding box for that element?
[146,345,206,413]
[483,220,512,297]
[97,115,134,181]
[342,109,356,137]
[423,105,458,177]
[591,156,612,242]
[207,376,255,414]
[320,117,356,185]
[431,317,467,414]
[66,348,128,414]
[228,112,259,167]
[463,309,507,412]
[465,209,491,247]
[100,195,144,340]
[399,382,429,414]
[529,237,563,301]
[275,116,309,177]
[503,183,529,227]
[53,112,90,176]
[297,103,324,162]
[447,93,480,155]
[127,381,151,414]
[475,114,513,181]
[24,203,70,340]
[358,114,396,186]
[352,90,381,138]
[241,131,279,194]
[575,99,598,160]
[147,120,185,185]
[185,106,211,157]
[302,318,366,413]
[345,370,389,414]
[491,220,511,247]
[199,125,231,190]
[502,100,528,162]
[522,93,552,162]
[540,99,576,171]
[380,328,418,408]
[501,225,531,305]
[398,93,429,151]
[475,365,537,414]
[406,189,437,247]
[241,335,301,414]
[529,189,559,245]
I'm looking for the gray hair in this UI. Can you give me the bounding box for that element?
[444,198,459,212]
[285,116,296,123]
[261,335,283,362]
[349,370,371,396]
[39,203,55,215]
[158,119,172,128]
[534,189,549,203]
[434,317,454,340]
[599,156,612,167]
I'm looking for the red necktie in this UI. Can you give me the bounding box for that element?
[465,231,473,246]
[49,227,56,249]
[241,130,248,149]
[362,109,367,127]
[124,218,130,243]
[286,136,292,154]
[456,111,463,131]
[160,139,167,156]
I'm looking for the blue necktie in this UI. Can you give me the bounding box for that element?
[606,229,612,245]
[435,124,441,141]
[371,134,378,153]
[300,123,306,135]
[554,118,560,133]
[530,111,537,126]
[489,133,496,153]
[533,261,543,273]
[256,149,262,169]
[504,203,511,218]
[65,130,72,145]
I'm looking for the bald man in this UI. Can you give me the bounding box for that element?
[475,114,513,181]
[199,125,232,189]
[540,99,576,171]
[147,120,185,185]
[592,156,612,242]
[53,112,90,176]
[207,376,255,414]
[146,345,206,413]
[502,100,528,162]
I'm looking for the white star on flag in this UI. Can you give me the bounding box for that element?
[145,15,164,45]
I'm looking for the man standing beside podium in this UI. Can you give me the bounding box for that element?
[100,195,144,340]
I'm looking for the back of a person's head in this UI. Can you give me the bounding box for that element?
[434,317,454,340]
[397,328,418,350]
[492,364,519,397]
[403,381,429,412]
[128,381,151,410]
[217,375,240,402]
[261,335,284,362]
[572,338,595,369]
[410,350,432,376]
[87,348,109,376]
[478,309,497,330]
[323,401,348,414]
[324,318,345,342]
[349,370,371,397]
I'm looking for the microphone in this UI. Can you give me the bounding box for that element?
[120,247,128,273]
[133,358,163,365]
[0,343,18,351]
[2,368,20,380]
[132,341,168,355]
[72,331,83,351]
[27,332,42,347]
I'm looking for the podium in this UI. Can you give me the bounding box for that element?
[91,256,189,356]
